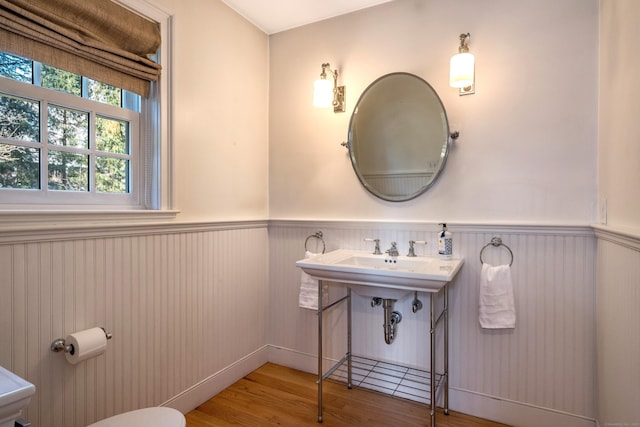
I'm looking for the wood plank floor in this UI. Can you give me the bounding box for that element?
[186,363,511,427]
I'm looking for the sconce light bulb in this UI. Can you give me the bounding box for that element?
[449,52,475,88]
[313,78,334,108]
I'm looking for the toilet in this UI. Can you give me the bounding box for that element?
[1,364,184,427]
[87,407,185,427]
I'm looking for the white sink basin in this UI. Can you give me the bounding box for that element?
[296,249,464,299]
[0,366,35,427]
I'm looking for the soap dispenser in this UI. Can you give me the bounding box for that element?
[438,223,452,258]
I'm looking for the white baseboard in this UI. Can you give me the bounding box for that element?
[161,345,269,414]
[267,345,318,374]
[268,345,596,427]
[450,388,595,427]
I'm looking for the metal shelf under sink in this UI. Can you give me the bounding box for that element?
[327,354,445,407]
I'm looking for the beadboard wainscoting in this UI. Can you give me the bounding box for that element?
[268,221,597,427]
[594,226,640,427]
[0,222,269,427]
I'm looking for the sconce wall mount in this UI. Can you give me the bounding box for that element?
[313,62,346,113]
[450,33,475,96]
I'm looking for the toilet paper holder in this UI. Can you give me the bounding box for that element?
[50,327,113,354]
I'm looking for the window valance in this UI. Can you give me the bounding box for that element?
[0,0,161,96]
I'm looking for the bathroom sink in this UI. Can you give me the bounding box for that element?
[296,249,464,299]
[0,365,35,427]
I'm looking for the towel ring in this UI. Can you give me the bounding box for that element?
[305,231,326,254]
[480,237,514,266]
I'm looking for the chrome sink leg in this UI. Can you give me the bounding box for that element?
[444,284,449,416]
[318,279,323,423]
[430,292,436,426]
[347,287,352,389]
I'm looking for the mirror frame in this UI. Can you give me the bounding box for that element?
[347,72,452,202]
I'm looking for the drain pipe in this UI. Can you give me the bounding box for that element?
[382,299,402,345]
[371,298,403,344]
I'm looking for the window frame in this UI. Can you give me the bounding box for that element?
[0,76,141,206]
[0,0,175,229]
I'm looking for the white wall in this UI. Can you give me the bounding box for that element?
[269,0,598,224]
[596,1,640,425]
[598,0,640,232]
[153,0,269,221]
[0,224,269,427]
[595,232,640,427]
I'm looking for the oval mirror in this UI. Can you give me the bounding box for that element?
[347,72,452,201]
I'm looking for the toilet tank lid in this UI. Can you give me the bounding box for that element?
[87,407,185,427]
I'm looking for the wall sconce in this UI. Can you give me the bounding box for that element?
[450,33,475,96]
[313,62,346,113]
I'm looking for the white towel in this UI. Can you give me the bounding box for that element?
[479,263,516,329]
[298,251,329,310]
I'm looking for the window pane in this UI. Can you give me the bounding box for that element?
[0,52,32,83]
[96,156,128,193]
[48,105,89,148]
[48,150,88,191]
[96,116,129,154]
[88,79,121,107]
[0,94,40,141]
[0,144,39,189]
[122,90,141,113]
[42,64,81,96]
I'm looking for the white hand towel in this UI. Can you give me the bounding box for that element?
[298,251,329,310]
[479,263,516,329]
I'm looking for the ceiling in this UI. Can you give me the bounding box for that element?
[221,0,393,35]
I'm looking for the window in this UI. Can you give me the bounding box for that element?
[0,52,141,206]
[0,0,173,220]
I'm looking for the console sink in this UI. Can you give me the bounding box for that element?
[296,249,464,299]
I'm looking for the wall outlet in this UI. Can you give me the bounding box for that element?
[599,196,607,224]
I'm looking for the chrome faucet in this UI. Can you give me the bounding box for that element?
[386,242,399,257]
[364,238,382,255]
[407,240,427,257]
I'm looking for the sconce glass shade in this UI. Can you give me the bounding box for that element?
[313,78,333,108]
[449,52,475,88]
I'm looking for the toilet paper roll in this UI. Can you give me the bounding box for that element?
[65,327,108,365]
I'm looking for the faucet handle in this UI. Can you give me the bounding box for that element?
[407,240,427,257]
[364,238,382,255]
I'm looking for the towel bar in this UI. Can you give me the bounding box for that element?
[480,237,513,266]
[305,231,326,254]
